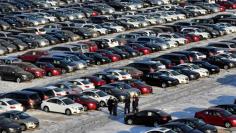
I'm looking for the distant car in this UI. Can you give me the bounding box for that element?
[44,86,67,96]
[214,104,236,115]
[192,61,220,74]
[22,87,55,100]
[18,50,49,63]
[0,98,24,112]
[84,52,111,65]
[0,111,39,131]
[127,61,166,73]
[96,49,121,62]
[0,117,22,133]
[108,82,141,97]
[157,70,189,84]
[195,108,236,128]
[41,97,84,115]
[65,94,99,111]
[187,47,224,57]
[35,62,62,76]
[204,56,235,69]
[171,66,201,81]
[145,127,176,133]
[105,69,132,80]
[80,76,106,87]
[159,53,189,65]
[54,82,83,94]
[162,122,202,133]
[93,72,119,83]
[120,79,153,94]
[69,79,95,90]
[171,118,217,133]
[177,64,209,77]
[119,66,144,79]
[81,90,114,107]
[124,109,172,126]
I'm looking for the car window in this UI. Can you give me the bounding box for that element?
[0,101,7,106]
[136,111,147,116]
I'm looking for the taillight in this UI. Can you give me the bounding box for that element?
[44,95,49,100]
[110,80,114,83]
[189,56,193,62]
[112,56,117,61]
[209,52,214,56]
[168,64,172,68]
[233,4,236,8]
[193,36,199,41]
[92,12,97,16]
[85,85,90,88]
[162,117,168,121]
[150,68,155,72]
[10,106,16,109]
[180,59,184,64]
[28,99,34,105]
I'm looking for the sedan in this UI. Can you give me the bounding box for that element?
[204,56,235,69]
[171,66,201,80]
[192,61,220,74]
[145,127,176,133]
[84,52,111,65]
[69,79,95,90]
[214,104,236,115]
[120,79,153,94]
[124,109,172,127]
[105,69,132,80]
[41,97,84,115]
[178,64,209,77]
[80,76,106,87]
[162,122,203,133]
[157,70,190,84]
[108,82,141,97]
[0,98,24,112]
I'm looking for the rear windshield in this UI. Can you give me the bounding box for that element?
[7,100,18,105]
[29,94,40,100]
[81,80,90,84]
[45,90,55,97]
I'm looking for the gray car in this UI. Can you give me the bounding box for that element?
[18,33,50,47]
[0,111,39,131]
[136,37,169,50]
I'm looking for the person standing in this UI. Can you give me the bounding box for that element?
[107,97,114,115]
[124,98,131,114]
[132,96,139,113]
[113,98,118,116]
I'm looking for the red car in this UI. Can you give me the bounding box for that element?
[81,76,106,87]
[82,41,98,52]
[216,1,236,9]
[18,50,49,63]
[65,94,99,110]
[96,50,121,62]
[195,108,236,128]
[12,62,46,78]
[120,79,153,94]
[36,62,62,76]
[127,43,151,55]
[186,34,201,42]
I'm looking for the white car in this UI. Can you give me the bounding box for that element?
[69,79,95,90]
[158,33,187,45]
[121,18,141,28]
[215,23,236,34]
[184,5,208,15]
[79,24,108,35]
[102,22,125,32]
[158,70,189,84]
[190,51,207,60]
[45,86,67,96]
[103,38,120,47]
[181,28,210,39]
[41,97,84,115]
[81,90,114,107]
[43,24,62,32]
[135,15,158,25]
[0,98,24,112]
[106,69,132,80]
[178,63,209,77]
[145,127,176,133]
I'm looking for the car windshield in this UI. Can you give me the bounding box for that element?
[170,70,180,76]
[81,80,90,84]
[195,119,206,126]
[190,64,200,69]
[16,112,30,119]
[97,91,107,97]
[7,100,18,105]
[155,38,166,43]
[71,47,80,52]
[119,72,128,75]
[54,87,64,92]
[62,98,74,105]
[95,25,103,28]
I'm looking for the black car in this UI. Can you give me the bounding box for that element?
[84,52,111,65]
[1,91,41,109]
[22,87,55,100]
[116,45,141,57]
[143,72,179,88]
[127,61,165,73]
[159,53,189,65]
[0,37,29,51]
[214,104,236,115]
[187,47,222,57]
[203,56,235,69]
[171,118,217,133]
[171,66,200,80]
[62,27,93,39]
[124,109,172,126]
[192,61,220,74]
[63,52,95,66]
[151,58,173,69]
[0,65,33,83]
[93,72,119,83]
[0,117,22,133]
[162,122,203,133]
[106,47,130,59]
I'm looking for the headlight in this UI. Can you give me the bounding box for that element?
[120,95,125,100]
[205,130,212,133]
[8,128,15,132]
[190,75,195,78]
[33,21,39,25]
[168,81,172,84]
[211,69,215,71]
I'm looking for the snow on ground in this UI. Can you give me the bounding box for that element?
[89,73,236,133]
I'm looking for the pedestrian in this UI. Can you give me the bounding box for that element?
[107,96,114,115]
[132,96,139,113]
[124,98,131,114]
[113,98,118,116]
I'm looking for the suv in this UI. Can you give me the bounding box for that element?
[22,87,55,100]
[159,53,189,65]
[0,65,33,83]
[1,91,42,109]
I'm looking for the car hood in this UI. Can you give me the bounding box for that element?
[20,116,39,123]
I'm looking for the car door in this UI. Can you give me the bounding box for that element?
[213,111,225,126]
[52,99,64,113]
[135,111,148,125]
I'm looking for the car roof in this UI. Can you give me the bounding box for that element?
[0,98,14,102]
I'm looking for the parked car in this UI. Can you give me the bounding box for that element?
[171,66,201,80]
[93,72,119,83]
[0,117,22,133]
[84,52,111,65]
[105,69,132,80]
[80,76,106,87]
[162,122,202,133]
[177,63,209,77]
[157,70,189,84]
[0,65,33,83]
[204,56,235,69]
[18,50,49,63]
[192,61,220,74]
[69,79,95,90]
[195,108,236,128]
[119,66,144,79]
[0,98,24,112]
[159,53,189,65]
[54,82,83,94]
[145,127,176,133]
[124,109,172,126]
[41,97,84,115]
[127,61,166,73]
[65,94,99,110]
[44,86,67,96]
[35,62,62,76]
[0,111,39,131]
[120,79,153,94]
[214,104,236,115]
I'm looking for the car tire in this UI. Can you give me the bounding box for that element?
[127,119,133,125]
[224,65,229,70]
[153,121,159,127]
[21,124,27,131]
[43,106,49,112]
[1,130,7,133]
[16,78,21,83]
[65,109,72,115]
[100,101,106,107]
[61,69,66,74]
[161,82,167,88]
[225,122,232,128]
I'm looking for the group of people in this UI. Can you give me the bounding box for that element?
[107,95,139,116]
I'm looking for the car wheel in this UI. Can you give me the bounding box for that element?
[161,82,167,88]
[153,121,159,127]
[127,119,133,125]
[61,69,66,74]
[48,72,52,77]
[83,105,88,111]
[1,130,7,133]
[65,109,72,115]
[96,61,101,65]
[16,78,21,83]
[100,101,106,107]
[21,124,27,131]
[224,65,229,70]
[43,106,49,112]
[225,122,232,128]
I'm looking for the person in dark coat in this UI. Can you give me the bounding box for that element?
[132,96,139,113]
[107,97,114,115]
[124,98,131,114]
[113,98,118,116]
